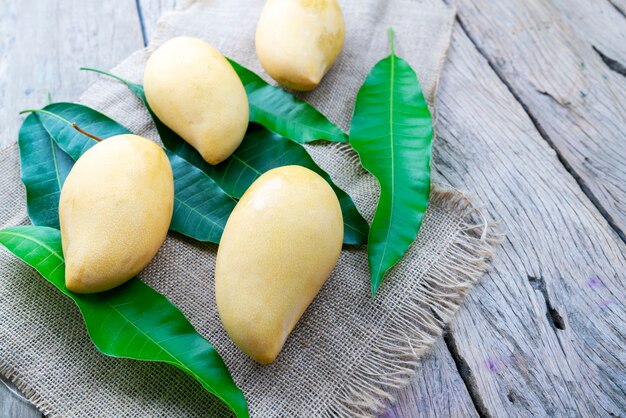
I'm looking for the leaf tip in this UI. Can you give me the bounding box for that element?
[370,272,383,299]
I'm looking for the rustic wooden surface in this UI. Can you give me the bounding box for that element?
[1,0,624,417]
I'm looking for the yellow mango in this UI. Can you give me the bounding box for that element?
[144,37,249,164]
[215,165,343,364]
[255,0,345,91]
[59,135,174,293]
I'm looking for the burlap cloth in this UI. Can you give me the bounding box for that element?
[0,0,501,416]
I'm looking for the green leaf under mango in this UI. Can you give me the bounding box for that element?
[81,70,369,245]
[166,150,237,242]
[349,31,433,296]
[227,59,348,143]
[0,226,248,417]
[18,113,74,228]
[26,103,234,243]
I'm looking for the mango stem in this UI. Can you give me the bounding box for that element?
[388,27,395,55]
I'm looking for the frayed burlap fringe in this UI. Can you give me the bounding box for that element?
[326,190,501,417]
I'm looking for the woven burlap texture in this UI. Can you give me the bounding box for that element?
[0,0,500,417]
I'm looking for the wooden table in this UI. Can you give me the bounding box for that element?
[1,0,624,416]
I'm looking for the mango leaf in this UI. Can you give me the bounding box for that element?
[18,113,74,228]
[349,31,433,296]
[166,150,236,242]
[0,226,248,417]
[80,70,369,245]
[25,103,235,243]
[227,60,348,143]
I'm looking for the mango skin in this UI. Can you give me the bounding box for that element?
[215,165,343,364]
[59,134,174,293]
[144,37,249,164]
[255,0,345,91]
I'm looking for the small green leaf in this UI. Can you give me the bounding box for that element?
[227,59,348,143]
[18,113,74,228]
[82,70,369,245]
[0,226,248,417]
[25,103,234,243]
[349,30,433,296]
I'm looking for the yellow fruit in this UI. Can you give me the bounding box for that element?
[215,165,343,364]
[144,37,249,165]
[59,135,174,293]
[255,0,345,91]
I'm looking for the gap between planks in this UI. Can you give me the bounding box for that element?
[449,10,625,244]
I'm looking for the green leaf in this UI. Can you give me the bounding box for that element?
[25,103,234,243]
[349,30,433,296]
[167,150,236,242]
[0,225,248,417]
[80,70,369,245]
[227,60,348,143]
[18,113,74,228]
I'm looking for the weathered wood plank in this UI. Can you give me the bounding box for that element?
[608,0,626,16]
[138,0,180,42]
[433,23,626,416]
[448,0,626,240]
[381,338,480,418]
[0,0,143,415]
[0,377,40,418]
[0,0,144,148]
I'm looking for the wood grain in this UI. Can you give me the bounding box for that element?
[448,0,626,241]
[0,0,143,415]
[381,338,480,418]
[434,23,626,416]
[0,377,39,418]
[0,0,144,149]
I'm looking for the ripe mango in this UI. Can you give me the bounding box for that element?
[215,166,343,364]
[59,135,174,293]
[256,0,345,91]
[144,37,249,164]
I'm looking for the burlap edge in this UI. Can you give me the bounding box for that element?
[323,188,502,417]
[0,362,59,417]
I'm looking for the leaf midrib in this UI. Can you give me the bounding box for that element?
[374,53,397,281]
[174,196,224,231]
[0,230,63,260]
[250,103,345,139]
[49,137,63,192]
